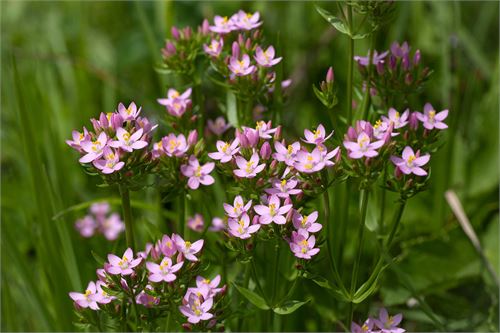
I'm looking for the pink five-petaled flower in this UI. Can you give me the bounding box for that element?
[69,281,100,310]
[228,54,256,76]
[416,103,448,130]
[196,275,224,298]
[373,308,405,333]
[105,248,142,275]
[79,132,108,163]
[254,46,282,67]
[100,213,125,240]
[181,156,215,190]
[289,229,320,259]
[109,128,148,152]
[173,234,204,262]
[203,38,223,57]
[390,146,430,176]
[162,133,189,157]
[381,108,409,129]
[254,195,292,225]
[209,15,235,34]
[187,214,205,232]
[228,213,260,239]
[343,132,384,159]
[303,124,334,145]
[265,178,302,198]
[179,293,214,324]
[292,211,322,233]
[157,88,192,118]
[93,147,125,174]
[232,10,262,30]
[146,257,184,283]
[208,138,240,163]
[233,152,265,178]
[207,117,231,136]
[294,148,324,173]
[223,195,252,218]
[273,141,301,166]
[351,318,375,333]
[254,120,277,139]
[75,215,96,238]
[117,102,141,121]
[160,234,177,257]
[67,127,90,152]
[95,281,114,304]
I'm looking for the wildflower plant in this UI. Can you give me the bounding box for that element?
[64,5,454,332]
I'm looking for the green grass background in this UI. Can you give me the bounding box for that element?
[1,1,499,331]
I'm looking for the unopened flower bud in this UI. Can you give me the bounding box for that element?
[171,26,180,40]
[190,115,198,123]
[246,243,254,251]
[207,319,217,329]
[413,49,421,66]
[260,141,271,160]
[182,26,192,40]
[270,159,278,170]
[201,19,210,35]
[273,125,282,141]
[405,72,413,85]
[376,61,385,75]
[238,34,245,46]
[252,30,260,40]
[389,55,397,70]
[256,178,265,187]
[99,112,108,128]
[347,126,357,141]
[110,113,123,130]
[402,54,410,71]
[296,192,304,201]
[245,38,252,50]
[286,208,294,222]
[395,166,403,180]
[232,41,240,58]
[252,215,260,225]
[383,123,394,145]
[163,41,176,57]
[182,323,192,331]
[326,66,334,83]
[187,130,198,146]
[409,112,419,130]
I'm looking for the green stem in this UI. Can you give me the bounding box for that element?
[178,195,186,238]
[165,310,172,332]
[119,184,135,251]
[386,199,407,247]
[337,182,351,272]
[271,240,280,305]
[250,257,267,304]
[346,5,354,125]
[378,166,388,234]
[361,32,376,121]
[348,188,370,326]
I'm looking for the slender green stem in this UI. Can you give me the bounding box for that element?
[361,32,376,121]
[337,182,350,272]
[348,188,370,326]
[386,199,407,247]
[378,166,388,234]
[271,241,280,305]
[346,5,354,125]
[178,195,186,238]
[250,257,267,303]
[165,310,172,332]
[119,184,135,250]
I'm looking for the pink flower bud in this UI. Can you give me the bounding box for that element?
[237,34,245,46]
[296,192,304,201]
[201,19,210,35]
[244,128,259,147]
[326,66,334,83]
[232,41,240,58]
[253,30,260,40]
[182,323,193,331]
[402,54,410,71]
[270,159,278,170]
[90,118,101,132]
[99,112,109,128]
[286,208,294,222]
[187,130,198,146]
[207,320,217,329]
[383,123,394,145]
[395,166,403,180]
[163,41,176,57]
[182,26,192,40]
[171,26,180,40]
[273,125,282,141]
[110,113,123,130]
[260,141,271,160]
[252,215,260,225]
[96,268,106,282]
[405,72,413,85]
[347,126,357,141]
[389,55,397,70]
[376,61,385,75]
[409,112,419,130]
[413,49,421,66]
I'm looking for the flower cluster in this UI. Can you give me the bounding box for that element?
[66,102,157,180]
[351,308,405,333]
[74,202,124,241]
[69,233,226,329]
[158,88,192,118]
[355,41,432,106]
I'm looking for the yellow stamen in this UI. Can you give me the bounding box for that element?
[185,241,192,248]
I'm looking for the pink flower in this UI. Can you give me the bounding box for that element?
[265,178,302,198]
[95,281,115,304]
[294,148,324,173]
[223,195,252,218]
[75,215,96,238]
[69,281,100,310]
[273,141,301,166]
[289,229,320,259]
[173,234,204,262]
[179,293,214,324]
[209,15,236,34]
[207,117,231,136]
[195,275,224,298]
[181,156,215,190]
[343,132,384,159]
[228,213,260,239]
[188,214,205,232]
[136,286,160,308]
[92,147,125,174]
[303,124,333,145]
[292,211,322,233]
[208,138,240,163]
[236,127,260,148]
[117,102,141,121]
[351,318,375,333]
[90,202,110,217]
[372,308,405,333]
[157,88,192,118]
[159,234,177,257]
[209,217,226,232]
[79,132,108,163]
[381,108,409,129]
[105,248,142,275]
[99,213,125,241]
[66,127,90,152]
[233,152,265,178]
[146,257,184,283]
[232,10,262,30]
[254,46,282,67]
[416,103,448,130]
[161,133,189,157]
[254,120,277,139]
[228,54,256,76]
[254,195,292,225]
[109,128,148,152]
[203,38,223,57]
[390,146,430,176]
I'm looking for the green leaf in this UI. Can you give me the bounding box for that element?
[91,250,105,266]
[226,90,238,128]
[232,283,270,310]
[316,6,350,36]
[273,299,310,315]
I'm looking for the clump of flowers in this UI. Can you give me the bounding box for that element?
[351,308,405,333]
[69,233,226,331]
[74,202,124,241]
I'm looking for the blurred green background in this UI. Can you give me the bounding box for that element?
[1,1,499,331]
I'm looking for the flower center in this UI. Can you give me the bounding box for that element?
[245,161,254,173]
[301,215,308,226]
[84,289,92,298]
[195,166,202,178]
[123,132,130,143]
[185,241,191,249]
[407,155,416,166]
[374,119,382,129]
[269,203,276,216]
[221,142,230,153]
